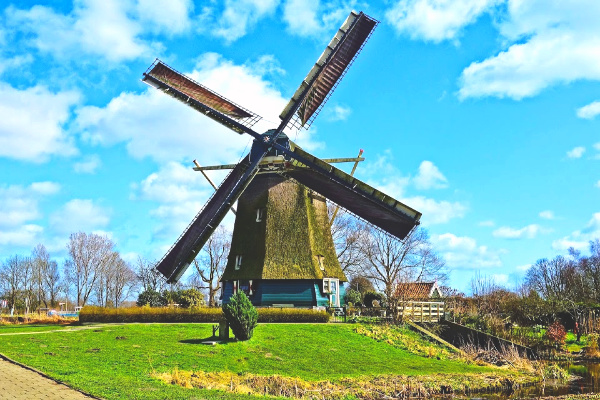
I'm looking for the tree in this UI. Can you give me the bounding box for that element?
[135,257,165,293]
[349,276,375,296]
[223,291,258,341]
[329,207,369,277]
[136,289,163,307]
[362,226,447,299]
[65,232,116,306]
[192,226,230,307]
[0,255,28,312]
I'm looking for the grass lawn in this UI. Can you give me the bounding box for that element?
[0,323,522,399]
[0,323,79,334]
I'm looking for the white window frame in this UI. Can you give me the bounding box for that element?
[235,255,242,270]
[256,208,264,222]
[323,278,339,294]
[317,254,325,270]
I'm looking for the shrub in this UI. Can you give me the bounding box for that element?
[258,308,330,323]
[136,289,163,307]
[344,289,362,307]
[545,320,567,349]
[178,288,205,308]
[363,291,385,308]
[79,306,330,324]
[222,292,258,341]
[585,333,600,357]
[79,306,222,323]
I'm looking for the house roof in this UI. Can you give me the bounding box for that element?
[395,281,441,300]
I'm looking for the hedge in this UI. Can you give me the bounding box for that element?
[257,308,330,323]
[79,306,330,324]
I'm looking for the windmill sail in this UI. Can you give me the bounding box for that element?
[285,144,421,239]
[279,11,377,130]
[142,60,262,134]
[156,159,258,282]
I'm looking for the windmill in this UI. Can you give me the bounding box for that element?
[142,11,422,307]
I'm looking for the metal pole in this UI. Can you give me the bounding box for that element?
[193,160,237,215]
[330,149,363,225]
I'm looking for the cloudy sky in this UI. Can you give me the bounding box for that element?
[1,0,599,293]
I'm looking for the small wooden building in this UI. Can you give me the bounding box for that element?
[395,281,442,301]
[395,281,444,322]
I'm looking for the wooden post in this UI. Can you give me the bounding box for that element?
[219,319,229,340]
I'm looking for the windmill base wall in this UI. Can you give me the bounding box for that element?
[222,279,346,308]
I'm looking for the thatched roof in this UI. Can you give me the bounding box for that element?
[222,173,346,282]
[395,282,442,300]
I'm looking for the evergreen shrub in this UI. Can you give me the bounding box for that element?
[222,292,258,340]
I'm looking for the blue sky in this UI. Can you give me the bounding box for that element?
[1,0,599,293]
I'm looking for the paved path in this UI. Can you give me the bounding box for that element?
[0,356,96,399]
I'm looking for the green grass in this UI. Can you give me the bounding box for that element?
[0,324,78,333]
[0,323,519,399]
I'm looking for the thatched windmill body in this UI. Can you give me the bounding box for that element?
[142,11,422,307]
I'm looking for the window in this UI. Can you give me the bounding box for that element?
[256,208,264,222]
[235,255,242,270]
[323,278,339,294]
[317,254,325,270]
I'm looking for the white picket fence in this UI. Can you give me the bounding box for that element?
[397,301,445,323]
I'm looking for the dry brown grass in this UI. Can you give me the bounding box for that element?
[154,368,532,399]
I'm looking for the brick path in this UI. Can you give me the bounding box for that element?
[0,356,96,399]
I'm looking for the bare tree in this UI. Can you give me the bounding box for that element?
[191,225,230,306]
[362,226,446,299]
[329,206,370,278]
[66,232,116,306]
[111,256,137,307]
[0,255,28,312]
[44,260,61,308]
[135,257,165,293]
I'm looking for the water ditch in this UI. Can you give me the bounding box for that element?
[447,360,600,399]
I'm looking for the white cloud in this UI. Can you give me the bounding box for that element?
[576,101,600,120]
[0,182,60,228]
[553,212,600,251]
[401,196,467,225]
[0,224,44,247]
[136,0,193,35]
[493,224,548,239]
[515,264,531,272]
[132,162,215,239]
[325,104,352,121]
[360,154,465,225]
[0,54,33,76]
[0,182,60,248]
[282,0,352,38]
[459,1,600,99]
[76,53,291,163]
[539,210,555,220]
[385,0,499,42]
[596,180,600,189]
[209,0,279,43]
[73,155,102,174]
[432,232,504,269]
[6,0,153,63]
[492,273,509,285]
[0,83,79,162]
[567,146,585,159]
[478,220,495,227]
[49,199,111,234]
[413,160,448,189]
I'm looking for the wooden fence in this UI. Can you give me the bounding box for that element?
[397,301,444,323]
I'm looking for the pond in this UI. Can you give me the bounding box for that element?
[452,361,600,399]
